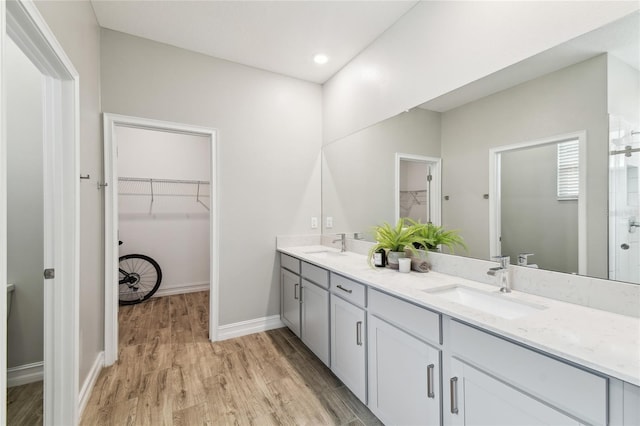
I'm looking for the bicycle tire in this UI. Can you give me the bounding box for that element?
[118,254,162,305]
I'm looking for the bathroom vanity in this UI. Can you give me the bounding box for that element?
[278,245,640,426]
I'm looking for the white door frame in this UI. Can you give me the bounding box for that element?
[103,113,219,365]
[1,1,80,424]
[489,131,587,274]
[394,153,442,225]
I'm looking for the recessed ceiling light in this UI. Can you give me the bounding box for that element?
[313,54,329,65]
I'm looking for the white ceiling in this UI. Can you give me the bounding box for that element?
[90,0,418,84]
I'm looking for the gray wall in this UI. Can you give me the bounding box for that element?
[501,144,578,274]
[441,55,608,278]
[6,37,44,369]
[608,55,640,125]
[35,0,103,386]
[322,108,441,235]
[100,29,322,326]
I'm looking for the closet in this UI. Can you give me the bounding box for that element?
[116,126,211,298]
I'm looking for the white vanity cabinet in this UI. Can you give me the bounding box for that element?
[367,289,442,426]
[279,249,634,426]
[280,254,330,362]
[280,259,301,337]
[445,320,608,426]
[448,358,582,426]
[300,262,330,366]
[330,273,367,404]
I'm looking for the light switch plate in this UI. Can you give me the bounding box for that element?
[326,217,333,228]
[311,217,318,229]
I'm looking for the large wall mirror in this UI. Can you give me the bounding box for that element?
[321,11,639,284]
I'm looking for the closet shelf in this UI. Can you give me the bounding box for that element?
[118,177,210,210]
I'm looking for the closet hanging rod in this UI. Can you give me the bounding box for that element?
[118,177,210,185]
[118,177,211,211]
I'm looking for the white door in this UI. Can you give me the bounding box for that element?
[1,1,80,424]
[330,295,366,403]
[300,279,329,366]
[281,268,301,336]
[368,315,441,426]
[448,358,582,426]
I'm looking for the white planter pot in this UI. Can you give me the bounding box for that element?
[386,251,406,270]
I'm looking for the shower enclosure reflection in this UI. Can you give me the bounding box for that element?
[609,116,640,284]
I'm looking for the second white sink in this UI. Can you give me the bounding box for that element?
[423,285,546,319]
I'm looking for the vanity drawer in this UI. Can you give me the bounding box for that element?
[331,273,366,307]
[301,261,329,288]
[368,289,440,345]
[450,320,608,425]
[281,253,300,274]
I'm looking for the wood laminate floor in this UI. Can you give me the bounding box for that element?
[82,291,382,425]
[7,380,43,425]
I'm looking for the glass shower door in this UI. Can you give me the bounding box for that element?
[609,116,640,284]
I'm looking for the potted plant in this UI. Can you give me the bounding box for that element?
[367,219,434,269]
[406,219,467,254]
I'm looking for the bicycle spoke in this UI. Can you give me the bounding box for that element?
[118,254,162,304]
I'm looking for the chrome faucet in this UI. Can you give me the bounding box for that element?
[333,233,347,252]
[487,255,511,293]
[517,253,534,266]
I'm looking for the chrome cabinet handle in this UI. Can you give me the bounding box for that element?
[427,364,435,398]
[450,377,459,414]
[294,283,298,300]
[336,284,352,294]
[356,321,363,346]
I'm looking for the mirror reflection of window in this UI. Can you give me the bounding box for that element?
[557,139,580,200]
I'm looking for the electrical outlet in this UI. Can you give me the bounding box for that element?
[311,217,318,229]
[326,216,333,228]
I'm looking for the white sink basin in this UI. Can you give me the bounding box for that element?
[304,250,346,259]
[423,285,546,319]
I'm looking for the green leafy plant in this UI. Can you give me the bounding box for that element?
[367,219,434,266]
[406,219,467,254]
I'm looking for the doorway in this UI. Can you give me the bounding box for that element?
[489,131,587,274]
[1,1,80,424]
[5,34,45,425]
[395,153,442,225]
[103,114,218,365]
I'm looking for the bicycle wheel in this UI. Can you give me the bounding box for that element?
[119,254,162,305]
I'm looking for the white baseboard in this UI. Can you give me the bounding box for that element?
[217,315,284,341]
[153,281,209,298]
[78,351,104,419]
[7,361,43,387]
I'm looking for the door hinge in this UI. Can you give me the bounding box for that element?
[44,268,55,279]
[427,174,433,182]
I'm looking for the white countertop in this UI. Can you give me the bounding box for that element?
[278,245,640,386]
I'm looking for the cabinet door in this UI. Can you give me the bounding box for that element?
[368,315,441,426]
[448,358,582,426]
[281,268,301,337]
[331,295,366,403]
[301,279,329,366]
